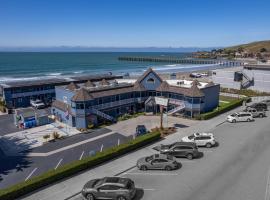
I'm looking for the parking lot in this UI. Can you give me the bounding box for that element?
[66,110,270,200]
[0,115,195,189]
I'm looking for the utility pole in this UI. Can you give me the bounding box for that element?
[160,105,163,129]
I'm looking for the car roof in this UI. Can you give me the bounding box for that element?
[194,132,213,136]
[100,177,130,187]
[173,142,196,147]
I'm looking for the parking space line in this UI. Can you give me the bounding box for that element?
[79,151,84,160]
[201,150,214,153]
[124,172,178,176]
[141,188,156,191]
[55,158,63,170]
[100,144,104,152]
[179,160,196,163]
[265,167,270,200]
[25,168,37,181]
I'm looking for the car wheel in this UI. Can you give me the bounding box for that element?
[165,166,172,171]
[86,193,95,200]
[247,118,251,122]
[232,119,236,123]
[117,196,127,200]
[206,143,212,148]
[259,114,263,118]
[187,154,193,160]
[140,165,147,171]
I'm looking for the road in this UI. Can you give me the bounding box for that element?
[70,112,270,200]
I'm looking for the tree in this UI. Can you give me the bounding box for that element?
[260,48,267,53]
[43,134,50,142]
[237,47,244,53]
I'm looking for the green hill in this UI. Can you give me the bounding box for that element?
[225,40,270,53]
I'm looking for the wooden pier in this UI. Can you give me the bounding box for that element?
[118,56,244,66]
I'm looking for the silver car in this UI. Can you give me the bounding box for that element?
[136,154,181,171]
[81,177,136,200]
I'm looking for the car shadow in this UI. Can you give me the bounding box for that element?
[134,188,144,200]
[197,151,204,159]
[174,123,189,128]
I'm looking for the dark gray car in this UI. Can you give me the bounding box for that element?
[153,142,200,160]
[81,177,136,200]
[136,154,181,171]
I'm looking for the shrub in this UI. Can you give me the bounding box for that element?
[0,131,160,200]
[197,98,248,120]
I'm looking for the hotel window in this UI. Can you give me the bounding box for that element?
[147,78,155,83]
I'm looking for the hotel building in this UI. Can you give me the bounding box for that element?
[52,68,220,129]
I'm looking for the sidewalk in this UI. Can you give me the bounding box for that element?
[21,107,240,200]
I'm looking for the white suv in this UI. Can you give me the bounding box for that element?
[30,99,45,109]
[227,112,253,123]
[182,132,216,148]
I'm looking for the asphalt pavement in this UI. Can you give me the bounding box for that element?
[67,112,270,200]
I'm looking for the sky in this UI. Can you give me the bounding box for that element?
[0,0,270,48]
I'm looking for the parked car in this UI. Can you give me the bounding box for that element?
[243,107,266,118]
[153,142,200,160]
[135,125,147,137]
[247,102,268,111]
[227,112,253,123]
[30,99,45,109]
[182,132,216,148]
[189,73,202,78]
[261,99,270,106]
[136,154,181,171]
[81,177,136,200]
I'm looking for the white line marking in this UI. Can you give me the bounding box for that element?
[25,168,37,181]
[79,151,84,160]
[100,144,104,152]
[179,160,196,163]
[142,188,156,191]
[55,158,63,170]
[124,172,178,176]
[201,150,214,153]
[265,167,270,200]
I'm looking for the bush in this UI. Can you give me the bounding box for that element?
[117,112,145,121]
[0,131,161,200]
[197,98,248,120]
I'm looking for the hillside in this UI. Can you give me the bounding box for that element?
[226,40,270,53]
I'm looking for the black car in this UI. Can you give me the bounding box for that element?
[153,142,200,160]
[248,102,268,111]
[135,125,147,137]
[82,177,136,200]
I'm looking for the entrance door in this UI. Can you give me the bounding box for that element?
[72,116,76,127]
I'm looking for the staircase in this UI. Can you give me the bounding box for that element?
[89,108,116,122]
[144,96,155,105]
[167,103,185,115]
[241,72,254,89]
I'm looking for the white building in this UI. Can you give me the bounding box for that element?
[212,64,270,92]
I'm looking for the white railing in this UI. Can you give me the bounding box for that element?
[167,104,185,115]
[12,89,55,98]
[92,97,146,110]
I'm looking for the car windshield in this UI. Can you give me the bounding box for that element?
[145,155,154,162]
[231,113,237,117]
[188,135,195,139]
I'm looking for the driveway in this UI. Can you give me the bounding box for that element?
[108,115,197,137]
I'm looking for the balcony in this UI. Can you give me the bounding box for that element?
[92,97,147,110]
[12,89,55,98]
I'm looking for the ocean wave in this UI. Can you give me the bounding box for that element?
[73,71,84,74]
[47,72,62,76]
[153,63,218,71]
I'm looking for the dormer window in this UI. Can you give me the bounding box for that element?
[147,78,155,83]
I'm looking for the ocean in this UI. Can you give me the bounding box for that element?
[0,52,218,82]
